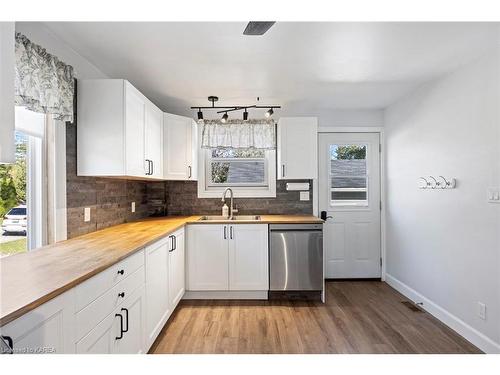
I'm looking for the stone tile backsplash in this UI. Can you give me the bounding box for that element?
[66,122,313,239]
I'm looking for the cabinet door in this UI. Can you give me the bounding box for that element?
[76,309,119,354]
[277,117,318,179]
[145,238,170,348]
[0,290,75,354]
[145,103,163,178]
[115,286,146,354]
[228,224,269,290]
[187,224,229,290]
[163,113,195,180]
[125,82,147,177]
[169,228,185,308]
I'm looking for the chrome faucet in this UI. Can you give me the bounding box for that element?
[222,188,238,219]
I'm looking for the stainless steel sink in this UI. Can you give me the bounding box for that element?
[198,215,261,221]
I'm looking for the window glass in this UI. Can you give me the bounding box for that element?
[330,144,368,206]
[208,149,267,187]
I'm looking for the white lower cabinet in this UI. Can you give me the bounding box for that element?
[0,290,76,354]
[229,225,269,290]
[145,237,170,348]
[187,224,269,291]
[114,285,146,354]
[168,228,185,308]
[187,224,229,290]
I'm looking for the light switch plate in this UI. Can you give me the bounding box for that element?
[131,202,136,213]
[487,188,500,203]
[300,191,310,201]
[478,302,486,320]
[84,207,91,222]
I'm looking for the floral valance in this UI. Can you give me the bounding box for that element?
[15,33,75,122]
[201,119,276,150]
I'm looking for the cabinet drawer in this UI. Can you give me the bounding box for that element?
[76,265,145,341]
[76,250,144,312]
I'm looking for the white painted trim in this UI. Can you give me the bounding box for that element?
[183,291,268,300]
[385,273,500,354]
[316,127,386,280]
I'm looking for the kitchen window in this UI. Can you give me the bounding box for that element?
[198,148,276,198]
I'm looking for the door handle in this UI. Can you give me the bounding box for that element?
[320,211,333,221]
[115,313,124,340]
[121,308,129,333]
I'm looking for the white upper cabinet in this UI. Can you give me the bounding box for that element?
[0,22,15,164]
[77,79,163,180]
[277,117,318,180]
[163,113,198,180]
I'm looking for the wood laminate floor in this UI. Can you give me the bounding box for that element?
[150,281,481,354]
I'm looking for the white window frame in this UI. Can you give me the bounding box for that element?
[198,148,277,198]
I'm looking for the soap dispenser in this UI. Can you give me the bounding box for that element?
[222,203,229,218]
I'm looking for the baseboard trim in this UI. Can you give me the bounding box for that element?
[385,273,500,354]
[183,290,268,300]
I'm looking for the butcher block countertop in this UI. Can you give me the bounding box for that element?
[0,214,322,326]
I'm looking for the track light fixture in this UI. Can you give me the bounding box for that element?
[265,108,274,118]
[191,96,280,122]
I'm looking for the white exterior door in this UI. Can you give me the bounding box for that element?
[319,133,381,278]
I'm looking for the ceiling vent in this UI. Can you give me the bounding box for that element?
[243,22,275,35]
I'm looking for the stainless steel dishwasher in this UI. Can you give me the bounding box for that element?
[269,223,323,291]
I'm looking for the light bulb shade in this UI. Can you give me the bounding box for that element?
[197,110,203,120]
[265,108,274,118]
[221,112,229,123]
[243,110,249,121]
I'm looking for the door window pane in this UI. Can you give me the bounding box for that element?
[330,144,368,206]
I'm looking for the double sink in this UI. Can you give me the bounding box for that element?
[198,215,261,221]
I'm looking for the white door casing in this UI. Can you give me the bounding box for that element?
[319,132,381,278]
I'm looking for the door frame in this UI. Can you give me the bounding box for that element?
[316,126,386,281]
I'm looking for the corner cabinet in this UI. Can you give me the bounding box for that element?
[277,117,318,180]
[187,224,268,291]
[163,113,198,180]
[77,79,163,180]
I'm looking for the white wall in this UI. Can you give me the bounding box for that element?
[15,22,107,79]
[384,48,500,353]
[318,109,384,128]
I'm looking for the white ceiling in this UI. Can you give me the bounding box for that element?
[39,22,498,119]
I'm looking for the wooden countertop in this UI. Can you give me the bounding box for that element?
[0,214,322,326]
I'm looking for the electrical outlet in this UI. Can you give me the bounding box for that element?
[478,302,486,320]
[300,191,310,201]
[487,188,500,203]
[84,207,91,222]
[131,202,136,213]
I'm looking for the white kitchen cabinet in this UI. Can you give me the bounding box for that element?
[0,22,15,164]
[168,228,185,308]
[163,113,198,180]
[277,117,318,180]
[187,224,228,290]
[0,290,76,354]
[77,79,163,180]
[76,307,119,354]
[187,224,268,292]
[114,285,146,354]
[229,224,269,290]
[145,238,170,349]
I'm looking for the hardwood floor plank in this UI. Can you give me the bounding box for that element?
[150,281,482,354]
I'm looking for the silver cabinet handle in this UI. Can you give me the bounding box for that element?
[188,165,192,179]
